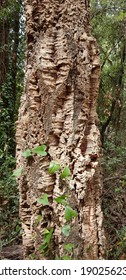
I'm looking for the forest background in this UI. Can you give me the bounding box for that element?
[0,0,126,259]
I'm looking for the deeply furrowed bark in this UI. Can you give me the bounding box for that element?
[16,0,106,259]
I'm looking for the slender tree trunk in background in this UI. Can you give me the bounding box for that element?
[0,0,21,157]
[11,10,20,119]
[16,0,106,259]
[0,1,9,86]
[10,7,20,156]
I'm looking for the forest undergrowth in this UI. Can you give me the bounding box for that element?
[1,136,126,259]
[102,139,126,259]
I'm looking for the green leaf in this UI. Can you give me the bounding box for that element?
[39,243,48,252]
[48,161,61,174]
[62,255,72,260]
[61,224,70,237]
[64,206,77,221]
[60,166,71,179]
[33,145,47,156]
[35,215,42,225]
[43,228,50,235]
[13,167,23,177]
[54,195,67,205]
[64,243,74,252]
[55,255,62,260]
[44,228,54,244]
[22,149,32,158]
[39,228,54,252]
[37,194,49,206]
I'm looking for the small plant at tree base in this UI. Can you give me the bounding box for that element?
[38,228,54,255]
[37,191,77,259]
[13,144,77,259]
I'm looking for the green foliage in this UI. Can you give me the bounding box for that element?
[48,161,71,180]
[48,161,61,174]
[22,149,32,158]
[61,225,71,237]
[34,155,77,259]
[0,0,25,249]
[115,227,126,259]
[36,191,77,256]
[0,0,21,22]
[39,228,54,254]
[64,206,77,221]
[13,167,23,177]
[62,255,72,260]
[91,0,126,260]
[35,215,42,226]
[91,0,126,142]
[108,227,126,260]
[54,195,67,205]
[0,166,21,247]
[43,228,54,244]
[60,166,71,179]
[102,140,126,259]
[21,145,47,158]
[12,141,75,258]
[32,145,47,156]
[64,243,74,252]
[37,194,49,206]
[56,255,72,260]
[35,155,77,257]
[36,190,77,258]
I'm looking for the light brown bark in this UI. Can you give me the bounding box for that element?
[16,0,106,259]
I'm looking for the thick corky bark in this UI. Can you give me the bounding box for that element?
[16,0,106,259]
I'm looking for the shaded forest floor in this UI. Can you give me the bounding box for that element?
[1,139,126,259]
[102,140,126,259]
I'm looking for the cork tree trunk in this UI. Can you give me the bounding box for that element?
[16,0,106,259]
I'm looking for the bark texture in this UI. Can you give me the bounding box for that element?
[16,0,106,259]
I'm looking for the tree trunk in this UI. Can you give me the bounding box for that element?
[0,1,9,86]
[16,0,106,259]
